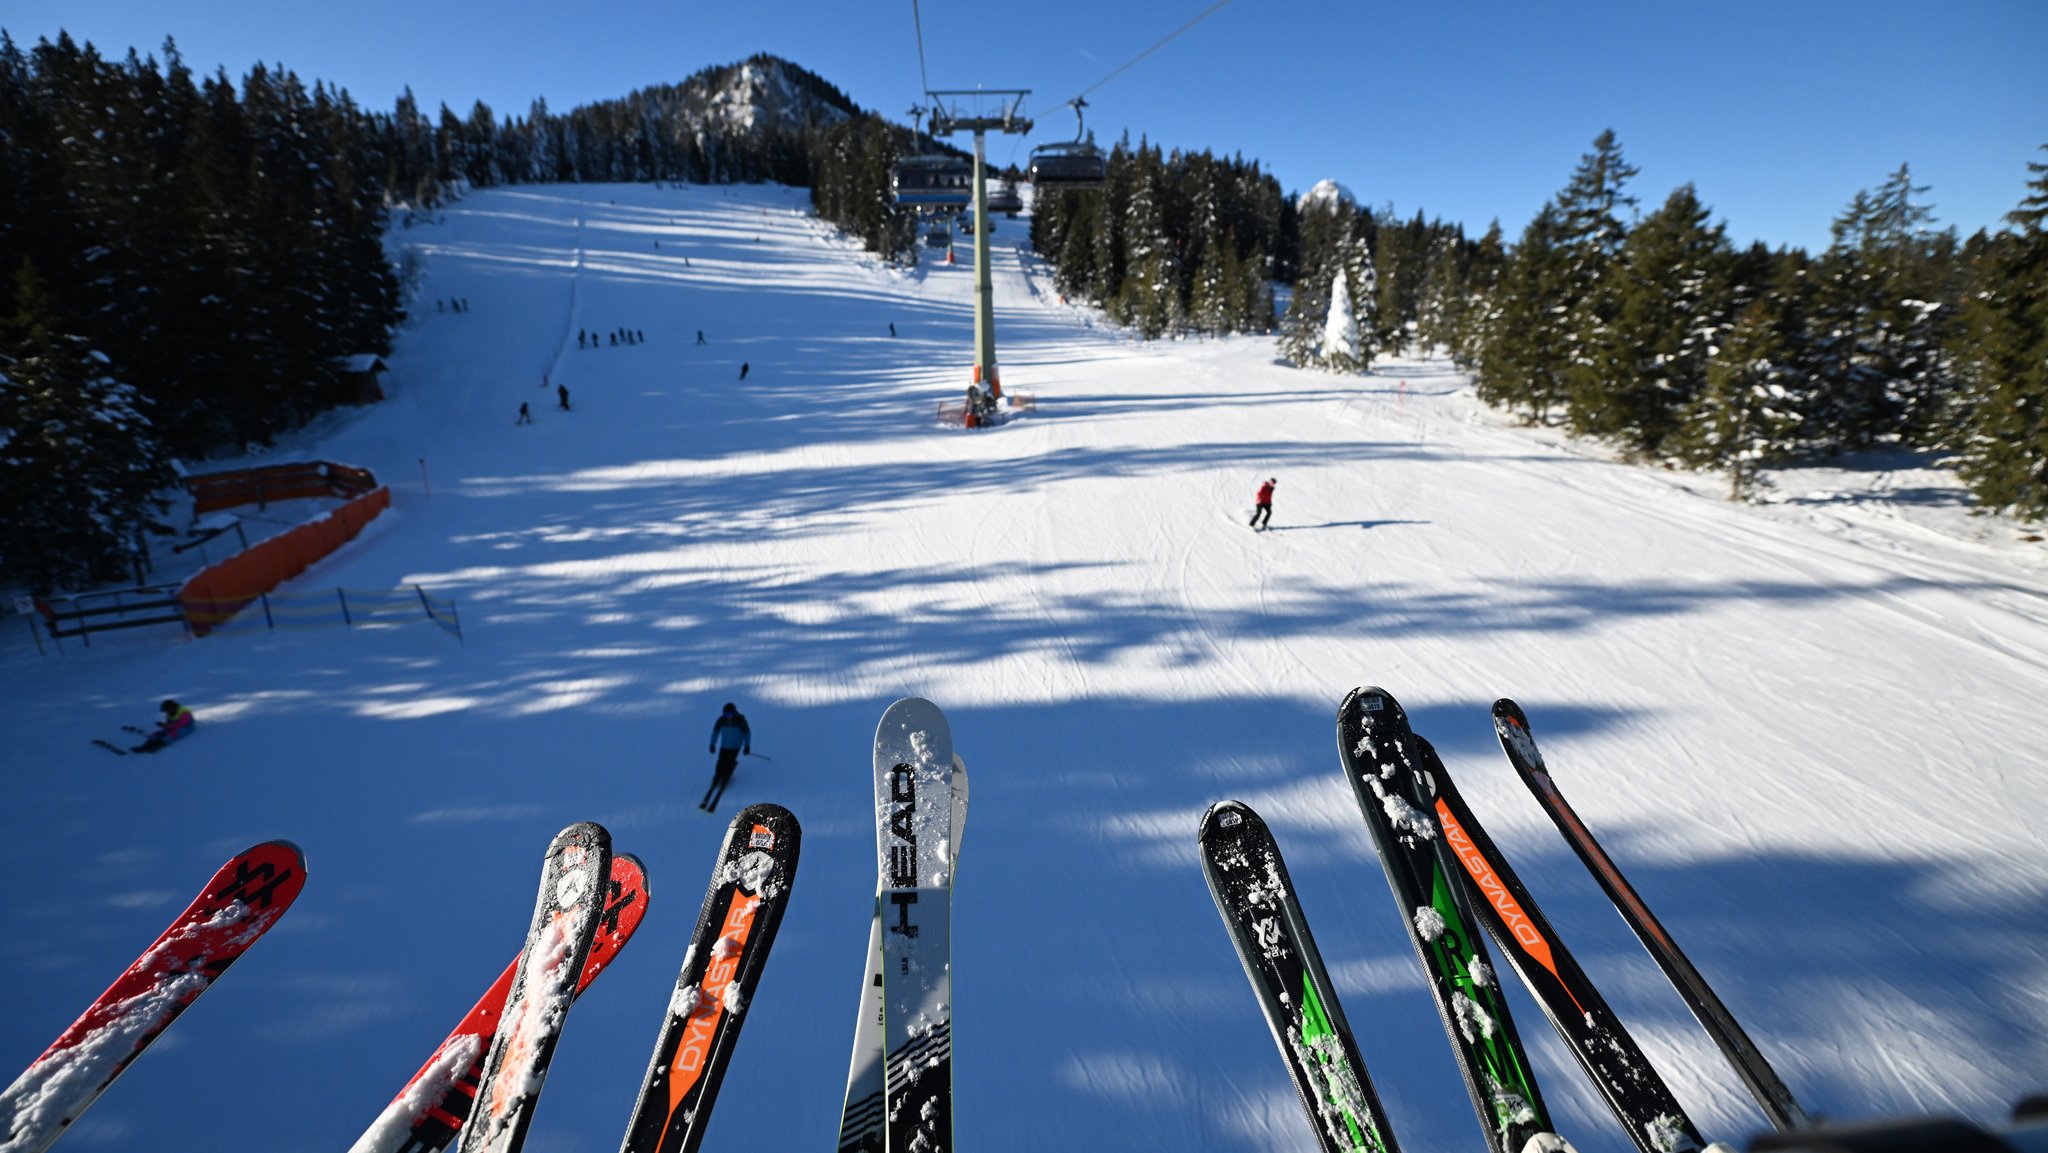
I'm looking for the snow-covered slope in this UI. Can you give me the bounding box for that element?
[4,181,2045,1153]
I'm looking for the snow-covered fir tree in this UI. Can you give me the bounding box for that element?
[1674,300,1805,499]
[1953,147,2048,517]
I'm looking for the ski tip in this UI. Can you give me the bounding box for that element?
[729,802,799,832]
[549,820,612,852]
[1492,697,1529,727]
[1340,685,1406,727]
[248,839,309,875]
[1197,799,1266,840]
[613,852,649,895]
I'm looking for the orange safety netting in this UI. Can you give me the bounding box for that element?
[179,487,391,636]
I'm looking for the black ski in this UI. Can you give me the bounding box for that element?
[90,740,128,756]
[1199,800,1401,1153]
[619,803,800,1153]
[1336,687,1555,1153]
[1493,698,1809,1132]
[1416,733,1707,1153]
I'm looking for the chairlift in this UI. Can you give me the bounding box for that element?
[891,155,973,208]
[985,179,1024,216]
[1028,98,1107,192]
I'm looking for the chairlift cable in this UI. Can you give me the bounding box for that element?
[909,0,933,98]
[1064,0,1237,109]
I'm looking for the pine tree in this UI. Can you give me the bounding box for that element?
[1554,130,1639,426]
[0,260,171,589]
[1952,147,2048,517]
[1674,300,1804,499]
[1477,206,1571,421]
[1570,184,1734,454]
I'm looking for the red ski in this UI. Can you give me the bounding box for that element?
[0,840,307,1153]
[348,852,649,1153]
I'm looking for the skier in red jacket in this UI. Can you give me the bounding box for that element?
[1250,478,1276,531]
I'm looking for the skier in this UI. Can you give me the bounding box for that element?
[558,384,571,411]
[578,331,587,349]
[739,362,750,381]
[1250,478,1276,531]
[517,402,532,425]
[696,330,706,345]
[700,702,752,811]
[133,700,195,753]
[889,322,897,338]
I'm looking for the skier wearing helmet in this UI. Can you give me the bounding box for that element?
[133,700,195,753]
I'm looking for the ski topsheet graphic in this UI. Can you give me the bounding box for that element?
[1199,800,1400,1153]
[1493,698,1809,1133]
[619,803,801,1153]
[455,822,611,1153]
[348,854,649,1153]
[839,755,966,1153]
[1337,687,1559,1153]
[872,697,957,1153]
[1416,735,1706,1153]
[0,840,306,1153]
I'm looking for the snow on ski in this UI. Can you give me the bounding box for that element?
[454,822,611,1153]
[348,853,649,1153]
[1199,800,1400,1153]
[1493,699,1810,1133]
[1336,687,1560,1153]
[0,840,306,1153]
[1415,733,1707,1153]
[839,754,965,1153]
[873,697,957,1153]
[618,803,800,1153]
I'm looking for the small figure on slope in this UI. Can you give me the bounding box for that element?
[1250,477,1276,531]
[133,699,195,753]
[517,402,532,425]
[700,702,751,812]
[558,383,571,411]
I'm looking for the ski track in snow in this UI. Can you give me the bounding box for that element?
[4,181,2047,1153]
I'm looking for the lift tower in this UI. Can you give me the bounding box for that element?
[926,91,1031,396]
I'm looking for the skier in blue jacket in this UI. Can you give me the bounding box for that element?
[700,702,751,811]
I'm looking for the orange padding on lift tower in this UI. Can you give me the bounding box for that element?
[178,487,392,636]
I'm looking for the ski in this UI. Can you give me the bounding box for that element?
[1493,698,1809,1132]
[455,822,612,1153]
[89,740,127,757]
[348,853,649,1153]
[873,698,957,1153]
[1199,800,1400,1153]
[1336,687,1556,1153]
[618,804,801,1153]
[0,840,306,1153]
[1416,733,1707,1153]
[839,755,966,1153]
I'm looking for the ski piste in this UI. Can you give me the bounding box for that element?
[454,822,612,1153]
[618,803,801,1153]
[1336,687,1556,1153]
[347,854,650,1153]
[1198,800,1400,1153]
[0,840,306,1153]
[872,697,957,1153]
[839,754,966,1153]
[1493,698,1810,1133]
[1415,734,1707,1153]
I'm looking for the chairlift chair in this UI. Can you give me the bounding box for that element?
[1028,97,1108,193]
[891,155,974,208]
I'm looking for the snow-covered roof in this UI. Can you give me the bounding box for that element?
[338,354,387,374]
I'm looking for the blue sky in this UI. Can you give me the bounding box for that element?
[12,0,2045,252]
